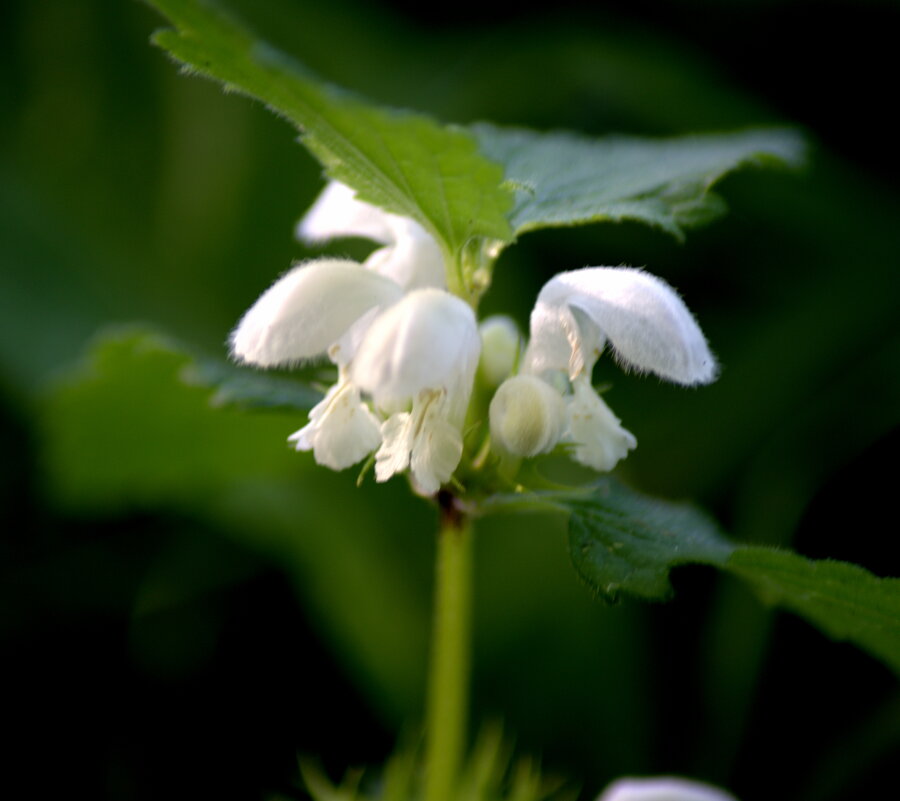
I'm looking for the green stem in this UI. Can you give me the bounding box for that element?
[424,497,473,801]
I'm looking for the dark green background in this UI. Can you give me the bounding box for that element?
[2,1,898,799]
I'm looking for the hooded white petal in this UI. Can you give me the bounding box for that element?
[289,379,382,470]
[230,258,403,367]
[298,180,446,291]
[358,290,479,493]
[489,374,566,457]
[296,181,393,245]
[565,375,637,471]
[364,216,446,290]
[351,288,480,412]
[597,777,739,801]
[525,267,717,385]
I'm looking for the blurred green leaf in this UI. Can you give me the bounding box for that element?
[726,547,900,676]
[486,479,900,674]
[40,327,304,509]
[185,355,321,411]
[145,0,513,258]
[471,124,805,240]
[39,326,434,720]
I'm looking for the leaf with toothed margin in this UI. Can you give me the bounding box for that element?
[470,123,805,242]
[485,478,900,675]
[563,478,734,602]
[145,0,513,259]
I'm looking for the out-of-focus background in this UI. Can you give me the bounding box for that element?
[2,0,898,799]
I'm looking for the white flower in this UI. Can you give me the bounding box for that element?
[597,776,739,801]
[510,266,716,471]
[230,258,403,470]
[297,180,446,290]
[230,256,478,492]
[351,288,480,494]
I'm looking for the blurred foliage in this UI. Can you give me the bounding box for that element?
[300,724,576,801]
[2,1,898,800]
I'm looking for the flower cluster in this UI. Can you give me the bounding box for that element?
[230,181,717,494]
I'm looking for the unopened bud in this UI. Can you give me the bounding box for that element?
[489,375,565,457]
[478,316,521,389]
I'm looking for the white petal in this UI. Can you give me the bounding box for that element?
[375,412,413,482]
[409,392,463,494]
[566,376,637,471]
[375,389,463,494]
[296,181,393,245]
[364,216,447,290]
[288,381,381,470]
[230,259,403,367]
[526,267,717,385]
[526,300,604,380]
[597,777,739,801]
[328,306,381,367]
[489,375,565,457]
[297,181,447,291]
[351,288,480,410]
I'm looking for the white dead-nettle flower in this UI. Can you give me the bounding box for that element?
[230,258,399,471]
[352,288,480,494]
[230,257,478,493]
[491,267,716,470]
[297,180,446,291]
[597,776,739,801]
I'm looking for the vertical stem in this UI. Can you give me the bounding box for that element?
[424,494,473,801]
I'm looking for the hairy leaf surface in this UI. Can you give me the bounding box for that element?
[471,124,805,240]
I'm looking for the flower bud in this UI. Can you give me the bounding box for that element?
[478,315,521,389]
[489,375,566,458]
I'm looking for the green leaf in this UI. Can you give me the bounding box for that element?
[145,0,513,257]
[184,355,321,411]
[40,327,306,509]
[470,124,805,240]
[39,326,435,723]
[725,547,900,675]
[485,479,900,674]
[563,478,735,602]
